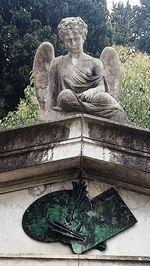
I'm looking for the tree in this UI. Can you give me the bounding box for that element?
[0,0,112,119]
[110,0,150,54]
[110,1,138,45]
[0,0,55,118]
[134,0,150,53]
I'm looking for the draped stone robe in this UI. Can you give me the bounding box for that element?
[48,55,127,122]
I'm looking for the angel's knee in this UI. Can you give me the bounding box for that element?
[93,92,123,111]
[57,89,78,109]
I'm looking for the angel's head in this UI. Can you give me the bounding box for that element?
[58,17,88,54]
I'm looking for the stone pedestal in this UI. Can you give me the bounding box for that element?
[0,114,150,265]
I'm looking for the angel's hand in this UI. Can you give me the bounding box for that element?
[79,89,95,102]
[80,87,103,102]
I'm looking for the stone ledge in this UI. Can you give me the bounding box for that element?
[0,254,150,262]
[0,114,149,194]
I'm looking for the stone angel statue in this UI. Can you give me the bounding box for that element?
[33,17,128,122]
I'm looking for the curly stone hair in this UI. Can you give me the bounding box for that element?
[58,17,88,41]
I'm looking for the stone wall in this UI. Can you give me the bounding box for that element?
[0,114,150,264]
[0,179,150,264]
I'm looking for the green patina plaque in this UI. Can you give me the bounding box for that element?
[22,180,137,254]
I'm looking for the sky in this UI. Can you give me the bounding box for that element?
[107,0,141,10]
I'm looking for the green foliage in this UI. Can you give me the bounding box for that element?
[111,2,150,128]
[134,0,150,54]
[0,75,39,128]
[110,0,150,54]
[110,2,137,45]
[116,45,150,129]
[0,1,53,119]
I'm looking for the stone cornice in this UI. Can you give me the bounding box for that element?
[0,114,149,194]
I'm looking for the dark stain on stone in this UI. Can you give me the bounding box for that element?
[0,121,70,154]
[88,120,150,153]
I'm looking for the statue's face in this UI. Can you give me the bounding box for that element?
[63,30,84,54]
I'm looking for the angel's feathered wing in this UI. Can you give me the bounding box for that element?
[100,47,122,100]
[33,42,55,111]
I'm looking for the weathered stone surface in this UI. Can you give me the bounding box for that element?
[0,114,149,194]
[100,46,122,100]
[33,42,55,112]
[1,258,150,265]
[34,17,126,122]
[0,114,150,264]
[0,179,150,263]
[0,257,150,265]
[0,119,70,153]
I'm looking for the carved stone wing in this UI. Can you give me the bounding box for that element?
[33,42,55,111]
[100,46,122,100]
